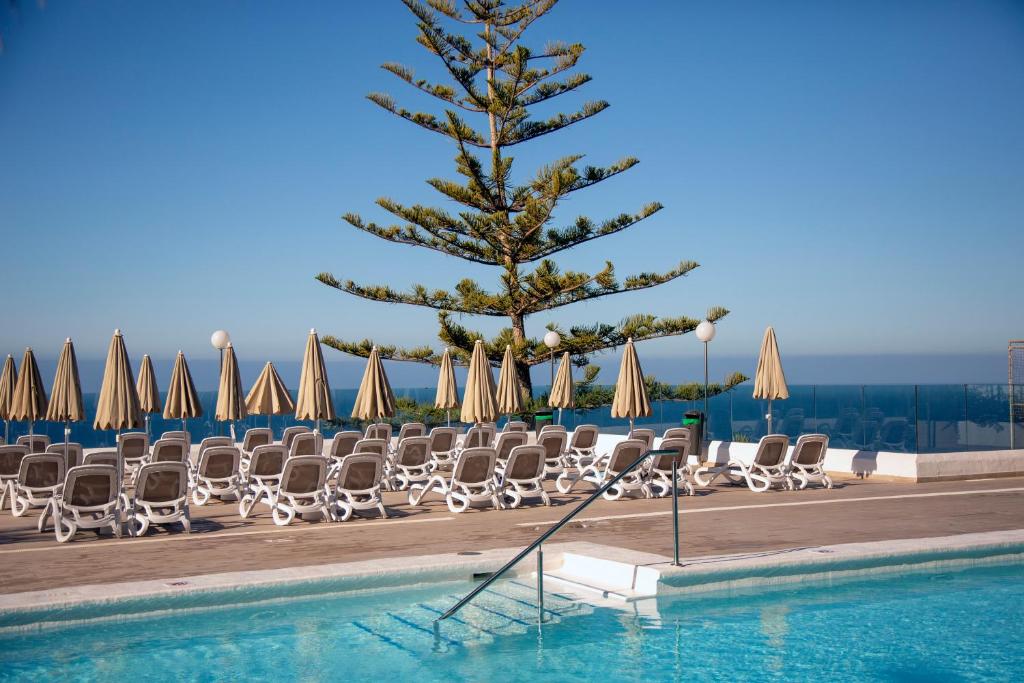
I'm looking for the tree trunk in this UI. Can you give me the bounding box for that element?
[510,312,533,399]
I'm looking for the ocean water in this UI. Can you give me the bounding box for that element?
[1,561,1021,681]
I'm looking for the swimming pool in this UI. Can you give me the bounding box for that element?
[1,559,1022,681]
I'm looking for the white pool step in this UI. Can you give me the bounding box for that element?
[542,551,661,602]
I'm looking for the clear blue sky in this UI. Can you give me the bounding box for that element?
[1,0,1022,388]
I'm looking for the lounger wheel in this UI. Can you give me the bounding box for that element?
[271,505,295,526]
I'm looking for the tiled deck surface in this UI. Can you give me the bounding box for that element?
[1,474,1022,595]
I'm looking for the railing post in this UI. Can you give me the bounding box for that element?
[536,544,544,624]
[671,456,681,566]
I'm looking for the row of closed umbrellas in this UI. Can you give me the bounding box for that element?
[0,325,791,440]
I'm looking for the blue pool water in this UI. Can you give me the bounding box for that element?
[1,560,1022,681]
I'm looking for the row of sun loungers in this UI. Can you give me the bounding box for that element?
[0,424,832,542]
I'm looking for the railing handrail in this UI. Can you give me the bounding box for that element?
[436,447,676,621]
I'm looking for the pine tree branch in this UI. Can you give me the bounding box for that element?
[341,213,500,265]
[506,100,609,145]
[366,93,489,147]
[518,202,663,261]
[315,274,510,316]
[380,62,487,113]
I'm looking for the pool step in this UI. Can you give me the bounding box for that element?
[348,578,592,654]
[542,551,661,602]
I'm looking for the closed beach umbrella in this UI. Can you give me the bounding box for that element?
[10,347,48,439]
[753,326,789,433]
[215,343,246,442]
[136,354,162,440]
[549,352,574,424]
[163,350,203,432]
[93,329,140,537]
[0,354,17,444]
[460,339,497,425]
[611,338,651,433]
[496,345,523,418]
[46,338,84,462]
[246,361,295,432]
[295,329,335,435]
[434,348,460,427]
[351,346,396,422]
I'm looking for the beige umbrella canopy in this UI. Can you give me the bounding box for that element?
[611,338,651,433]
[295,329,335,432]
[10,347,48,437]
[496,345,523,418]
[136,354,161,439]
[46,338,84,454]
[163,350,203,431]
[0,354,17,444]
[753,326,789,433]
[94,329,142,431]
[215,343,247,441]
[351,346,396,422]
[549,351,574,424]
[434,348,460,426]
[460,339,497,425]
[246,361,295,431]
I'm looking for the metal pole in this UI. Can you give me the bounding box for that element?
[671,456,680,566]
[536,544,544,624]
[703,341,709,419]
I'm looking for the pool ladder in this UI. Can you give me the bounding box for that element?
[435,448,680,625]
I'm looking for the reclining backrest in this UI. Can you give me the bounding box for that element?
[627,429,655,450]
[281,426,311,452]
[136,462,188,503]
[396,436,430,467]
[463,426,486,449]
[46,442,83,471]
[661,427,690,441]
[353,438,386,458]
[290,432,323,458]
[503,421,528,433]
[505,445,545,481]
[336,453,383,491]
[19,453,65,489]
[495,432,528,462]
[119,432,149,462]
[0,445,30,477]
[539,424,566,435]
[17,434,51,453]
[364,423,392,443]
[65,465,117,508]
[430,427,457,453]
[281,456,326,495]
[83,451,118,468]
[250,445,286,477]
[793,434,828,466]
[151,439,187,464]
[607,439,646,474]
[454,447,496,485]
[569,425,598,450]
[652,437,690,471]
[479,423,497,447]
[397,423,426,441]
[242,428,272,452]
[198,446,240,479]
[329,432,362,460]
[756,435,790,468]
[161,431,192,451]
[538,431,567,461]
[198,437,232,460]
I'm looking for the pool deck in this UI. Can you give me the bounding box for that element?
[0,474,1022,596]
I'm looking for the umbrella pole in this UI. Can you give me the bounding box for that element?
[4,419,8,445]
[144,414,150,442]
[229,421,236,443]
[64,420,70,469]
[767,399,773,434]
[557,408,563,426]
[446,409,450,428]
[629,417,634,435]
[28,420,33,439]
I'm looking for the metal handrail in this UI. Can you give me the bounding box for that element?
[436,447,677,622]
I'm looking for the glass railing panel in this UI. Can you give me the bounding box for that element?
[916,384,967,453]
[863,385,917,453]
[965,384,1012,451]
[809,385,864,450]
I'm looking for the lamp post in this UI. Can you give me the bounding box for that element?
[543,330,560,389]
[211,330,230,437]
[695,320,716,425]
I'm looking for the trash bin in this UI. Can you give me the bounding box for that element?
[534,410,554,435]
[682,410,704,452]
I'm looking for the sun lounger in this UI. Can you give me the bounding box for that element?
[150,438,189,465]
[289,431,324,458]
[647,437,694,497]
[0,445,29,511]
[428,427,459,470]
[128,462,190,536]
[556,438,650,500]
[493,431,528,469]
[364,423,392,443]
[192,445,241,505]
[47,464,119,542]
[788,434,832,489]
[694,434,791,492]
[118,432,150,476]
[83,450,119,467]
[397,422,426,441]
[539,424,566,435]
[238,444,287,518]
[538,429,568,477]
[389,436,433,491]
[565,424,599,467]
[326,431,362,477]
[281,426,311,453]
[627,428,655,451]
[497,445,549,508]
[161,430,192,454]
[241,428,273,456]
[410,447,502,512]
[503,420,528,433]
[331,453,387,521]
[270,455,331,526]
[11,453,65,522]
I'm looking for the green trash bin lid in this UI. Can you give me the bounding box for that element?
[535,414,553,423]
[682,417,700,425]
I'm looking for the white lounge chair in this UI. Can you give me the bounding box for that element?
[565,424,600,467]
[331,453,387,521]
[11,453,65,521]
[118,432,149,476]
[498,445,549,508]
[428,427,459,470]
[161,430,192,455]
[397,422,426,441]
[281,426,311,453]
[503,420,528,433]
[410,447,502,513]
[47,464,119,542]
[389,436,433,491]
[128,462,190,536]
[556,439,651,500]
[538,430,568,477]
[627,428,656,451]
[364,422,392,443]
[17,434,50,453]
[46,442,83,472]
[788,434,832,489]
[150,438,189,465]
[694,434,791,492]
[327,431,362,477]
[289,431,324,458]
[493,431,528,470]
[192,446,241,506]
[241,428,273,457]
[270,455,331,526]
[353,438,387,459]
[0,445,29,511]
[238,445,287,518]
[647,437,695,497]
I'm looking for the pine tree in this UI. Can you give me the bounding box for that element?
[317,0,733,397]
